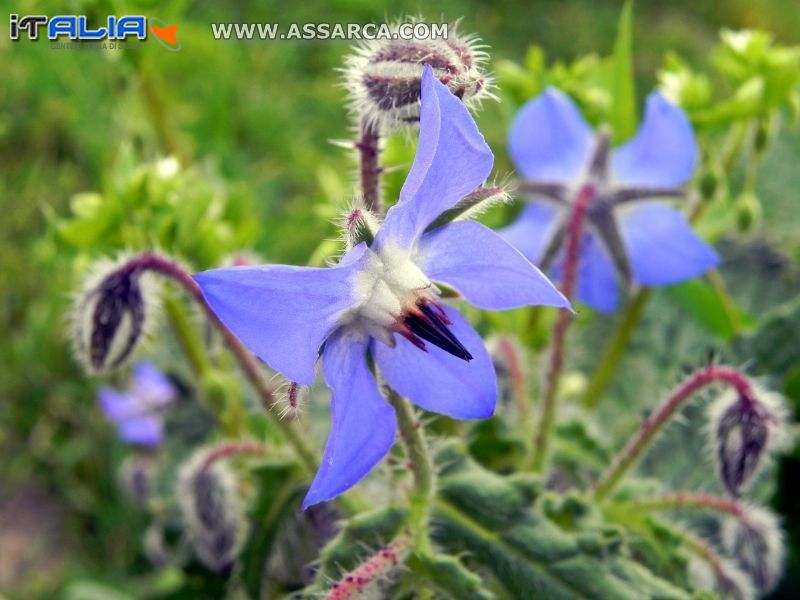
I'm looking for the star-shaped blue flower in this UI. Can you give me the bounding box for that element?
[194,66,569,508]
[499,88,720,312]
[98,360,176,447]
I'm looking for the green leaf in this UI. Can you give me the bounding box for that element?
[610,0,636,142]
[310,505,409,589]
[662,278,755,341]
[431,443,691,599]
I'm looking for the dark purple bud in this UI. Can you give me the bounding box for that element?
[72,259,156,373]
[721,506,785,594]
[709,389,787,497]
[344,23,492,133]
[119,453,155,504]
[178,453,247,573]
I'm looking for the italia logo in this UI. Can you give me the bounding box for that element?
[9,14,181,50]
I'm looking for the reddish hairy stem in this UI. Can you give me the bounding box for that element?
[357,121,381,213]
[200,441,268,472]
[325,540,407,600]
[529,184,595,472]
[497,337,528,418]
[623,491,748,520]
[122,253,318,474]
[592,366,755,500]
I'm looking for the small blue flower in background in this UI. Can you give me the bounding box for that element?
[499,88,720,312]
[98,361,176,447]
[195,66,569,508]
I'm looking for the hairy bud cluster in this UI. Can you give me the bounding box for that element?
[177,452,247,573]
[344,22,492,133]
[708,388,787,497]
[71,258,158,373]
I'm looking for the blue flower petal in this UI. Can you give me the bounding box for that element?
[497,202,561,264]
[132,361,175,406]
[553,235,619,313]
[302,332,396,509]
[373,306,496,419]
[118,415,163,447]
[194,244,369,385]
[620,203,719,285]
[508,88,594,181]
[611,93,697,187]
[98,387,140,424]
[375,65,493,250]
[417,220,569,310]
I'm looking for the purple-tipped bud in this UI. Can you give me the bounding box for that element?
[177,452,247,573]
[72,259,157,373]
[708,388,787,497]
[344,22,493,133]
[341,204,380,249]
[722,506,785,594]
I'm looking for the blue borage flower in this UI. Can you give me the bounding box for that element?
[499,88,720,312]
[98,360,176,446]
[194,66,569,508]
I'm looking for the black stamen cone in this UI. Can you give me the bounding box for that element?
[404,301,473,361]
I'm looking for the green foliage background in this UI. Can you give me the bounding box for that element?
[2,0,800,598]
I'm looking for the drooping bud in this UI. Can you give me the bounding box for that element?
[721,506,785,594]
[341,203,380,250]
[344,21,493,133]
[119,453,156,504]
[708,387,787,497]
[71,258,158,373]
[688,543,755,600]
[177,451,248,573]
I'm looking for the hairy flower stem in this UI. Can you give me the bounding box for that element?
[581,288,652,408]
[118,253,318,475]
[592,366,755,501]
[618,491,748,520]
[357,120,381,213]
[529,184,595,472]
[163,293,212,378]
[199,441,269,472]
[325,540,407,600]
[386,388,435,557]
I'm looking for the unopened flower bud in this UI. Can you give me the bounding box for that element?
[344,22,492,133]
[177,452,247,573]
[721,506,785,594]
[341,204,380,250]
[735,192,761,233]
[143,523,173,569]
[709,388,787,497]
[699,169,719,202]
[688,546,755,600]
[72,259,157,373]
[120,453,156,504]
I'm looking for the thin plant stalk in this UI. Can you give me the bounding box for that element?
[529,183,596,472]
[592,365,754,500]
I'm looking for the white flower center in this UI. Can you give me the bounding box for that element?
[345,245,435,344]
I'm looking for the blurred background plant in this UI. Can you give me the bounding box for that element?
[2,0,800,598]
